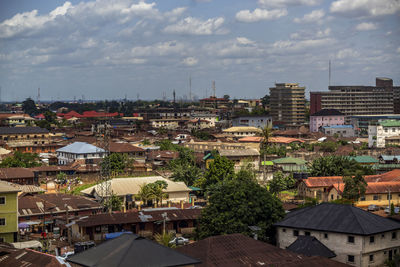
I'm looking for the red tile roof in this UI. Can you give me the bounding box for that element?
[109,142,145,153]
[331,181,400,195]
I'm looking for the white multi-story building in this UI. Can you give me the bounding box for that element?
[275,203,400,267]
[56,142,105,165]
[368,120,400,148]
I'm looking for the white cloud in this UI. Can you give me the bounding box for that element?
[0,1,72,38]
[270,38,334,53]
[355,22,378,31]
[235,8,287,23]
[336,48,360,59]
[397,47,400,54]
[330,0,400,17]
[131,41,186,57]
[182,57,198,66]
[258,0,320,8]
[293,9,325,23]
[203,38,264,59]
[163,16,226,35]
[236,37,255,45]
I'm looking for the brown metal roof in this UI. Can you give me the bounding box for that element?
[0,243,66,266]
[109,142,145,153]
[77,208,201,227]
[0,168,34,179]
[176,233,349,267]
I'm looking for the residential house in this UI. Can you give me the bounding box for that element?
[81,176,192,205]
[186,119,212,130]
[232,115,272,129]
[0,168,37,185]
[310,109,345,133]
[218,148,260,171]
[109,142,146,162]
[148,150,179,167]
[71,209,201,241]
[0,243,66,266]
[322,125,355,138]
[0,127,51,152]
[18,193,102,230]
[67,233,200,267]
[184,140,252,153]
[327,181,400,207]
[199,96,229,109]
[0,181,20,243]
[190,113,218,127]
[272,157,308,173]
[238,136,305,147]
[369,120,400,148]
[375,156,400,173]
[297,169,400,200]
[275,203,400,267]
[222,126,262,138]
[150,118,181,129]
[56,141,105,165]
[0,113,34,127]
[348,156,379,166]
[176,233,348,267]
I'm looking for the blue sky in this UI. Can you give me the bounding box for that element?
[0,0,399,101]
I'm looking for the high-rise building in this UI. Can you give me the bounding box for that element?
[269,83,305,125]
[310,78,398,120]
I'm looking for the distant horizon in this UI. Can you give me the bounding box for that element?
[1,0,399,102]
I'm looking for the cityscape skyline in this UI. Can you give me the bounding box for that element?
[0,0,399,101]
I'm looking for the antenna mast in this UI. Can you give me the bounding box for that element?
[212,81,216,98]
[189,76,192,101]
[37,88,40,106]
[96,120,111,213]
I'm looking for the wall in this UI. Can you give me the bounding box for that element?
[310,115,345,132]
[0,191,18,243]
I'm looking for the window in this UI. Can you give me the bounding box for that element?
[331,194,334,200]
[293,230,299,236]
[282,229,286,232]
[382,234,385,238]
[392,232,397,239]
[373,195,379,200]
[324,233,328,239]
[360,196,366,201]
[0,197,5,205]
[0,237,3,242]
[369,254,374,262]
[347,255,355,263]
[305,231,311,236]
[0,218,5,226]
[348,236,355,243]
[370,236,375,243]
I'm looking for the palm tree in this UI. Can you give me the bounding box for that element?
[137,184,154,206]
[260,126,272,183]
[152,182,168,207]
[154,232,175,248]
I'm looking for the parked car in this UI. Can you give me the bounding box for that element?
[169,237,189,245]
[368,205,379,211]
[384,206,400,214]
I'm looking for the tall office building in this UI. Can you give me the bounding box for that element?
[269,83,305,125]
[310,78,397,118]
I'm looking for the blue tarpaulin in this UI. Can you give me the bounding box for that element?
[105,231,133,240]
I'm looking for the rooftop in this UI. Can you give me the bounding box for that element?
[287,236,336,258]
[274,203,400,235]
[0,127,49,135]
[223,126,262,133]
[67,234,200,267]
[272,157,307,165]
[322,125,353,129]
[380,120,400,127]
[219,148,260,157]
[0,180,21,193]
[56,141,105,154]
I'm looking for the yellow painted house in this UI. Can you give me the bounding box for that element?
[0,181,20,243]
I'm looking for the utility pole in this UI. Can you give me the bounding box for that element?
[65,204,71,245]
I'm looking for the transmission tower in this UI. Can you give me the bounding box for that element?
[95,122,112,212]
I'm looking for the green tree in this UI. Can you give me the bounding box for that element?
[342,171,367,201]
[56,172,67,185]
[0,151,41,168]
[261,94,270,109]
[308,156,375,177]
[169,147,203,186]
[260,126,272,182]
[196,174,285,241]
[109,194,123,211]
[102,153,127,175]
[223,94,230,100]
[22,98,37,115]
[150,180,169,206]
[195,154,234,190]
[268,171,295,196]
[137,184,154,206]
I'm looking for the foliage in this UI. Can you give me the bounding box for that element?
[154,232,176,248]
[385,254,400,267]
[191,129,212,141]
[262,145,286,157]
[308,156,375,177]
[56,172,67,185]
[223,94,230,100]
[102,153,128,175]
[0,151,41,168]
[196,174,285,241]
[69,182,96,195]
[22,98,38,115]
[142,139,151,145]
[157,139,179,151]
[298,197,319,208]
[35,120,52,130]
[195,154,235,190]
[261,94,270,109]
[137,180,169,206]
[268,171,296,196]
[391,203,395,216]
[317,141,338,152]
[156,127,168,135]
[109,194,123,211]
[342,171,367,201]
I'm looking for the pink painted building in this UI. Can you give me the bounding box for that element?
[310,109,345,132]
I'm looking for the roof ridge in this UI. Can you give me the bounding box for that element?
[349,205,368,235]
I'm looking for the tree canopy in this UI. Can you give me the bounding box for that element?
[308,156,375,177]
[342,171,367,201]
[0,151,41,168]
[22,98,37,115]
[196,171,285,241]
[268,171,296,196]
[195,153,235,190]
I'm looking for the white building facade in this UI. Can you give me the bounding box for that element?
[368,120,400,148]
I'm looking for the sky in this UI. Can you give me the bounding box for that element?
[0,0,399,102]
